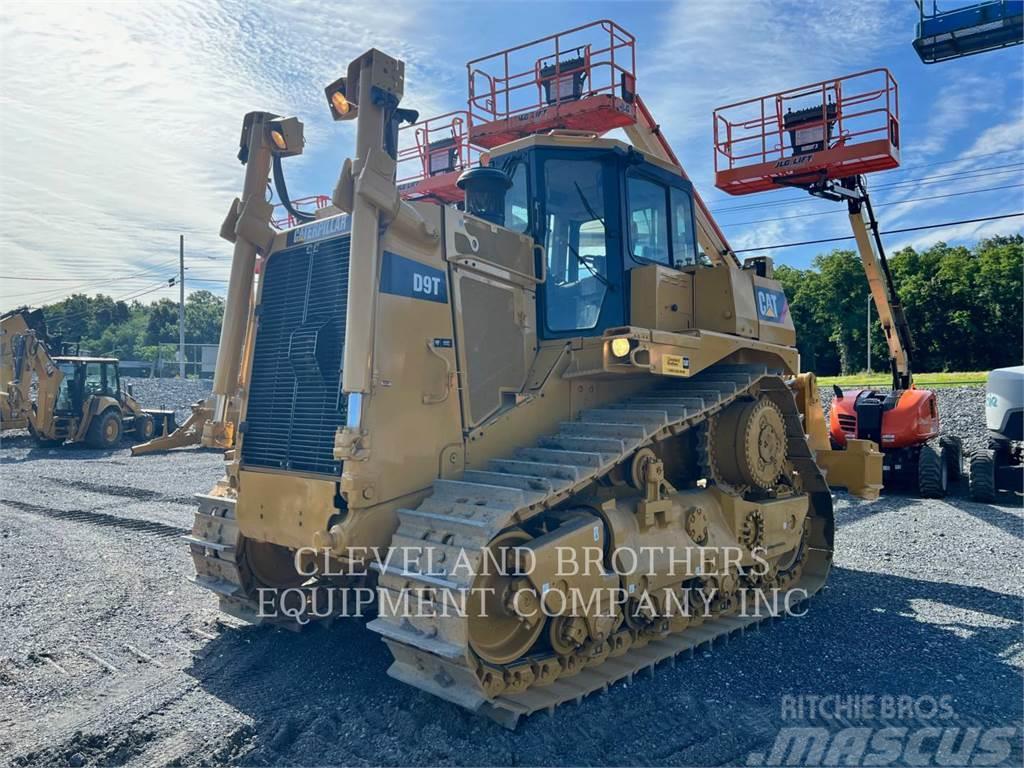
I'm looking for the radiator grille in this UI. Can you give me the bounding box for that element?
[240,235,349,475]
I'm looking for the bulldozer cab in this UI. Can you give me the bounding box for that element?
[487,141,701,340]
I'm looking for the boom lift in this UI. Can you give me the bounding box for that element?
[714,70,962,497]
[186,22,882,727]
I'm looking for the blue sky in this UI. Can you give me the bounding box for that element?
[1,0,1021,310]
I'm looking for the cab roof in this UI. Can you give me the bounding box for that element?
[484,133,683,177]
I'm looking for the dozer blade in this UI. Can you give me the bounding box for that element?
[130,404,211,455]
[816,439,884,500]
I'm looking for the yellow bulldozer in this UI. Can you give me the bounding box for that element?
[1,308,174,448]
[187,23,883,727]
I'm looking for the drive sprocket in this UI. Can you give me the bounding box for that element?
[707,396,788,491]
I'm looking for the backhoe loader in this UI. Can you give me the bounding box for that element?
[1,308,174,447]
[187,24,882,727]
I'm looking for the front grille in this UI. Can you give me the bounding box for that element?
[240,235,349,475]
[838,414,857,432]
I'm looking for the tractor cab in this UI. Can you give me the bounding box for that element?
[52,356,123,417]
[44,356,172,447]
[481,137,703,340]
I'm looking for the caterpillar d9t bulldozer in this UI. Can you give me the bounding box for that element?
[189,26,882,727]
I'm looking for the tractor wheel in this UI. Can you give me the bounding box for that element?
[939,435,962,482]
[134,413,156,442]
[917,442,947,498]
[87,409,123,449]
[968,449,997,502]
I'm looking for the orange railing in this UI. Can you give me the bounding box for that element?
[713,69,899,193]
[396,111,482,201]
[271,194,332,229]
[466,19,636,144]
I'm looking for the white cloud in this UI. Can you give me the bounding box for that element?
[0,0,451,310]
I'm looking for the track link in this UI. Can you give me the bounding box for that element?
[367,363,834,727]
[186,494,266,623]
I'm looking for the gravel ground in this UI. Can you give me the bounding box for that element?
[123,377,213,424]
[0,385,1020,767]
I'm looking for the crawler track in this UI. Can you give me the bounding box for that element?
[367,364,834,727]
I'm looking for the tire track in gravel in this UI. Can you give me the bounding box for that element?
[45,476,197,506]
[0,499,187,539]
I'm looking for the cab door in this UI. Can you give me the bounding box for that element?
[535,149,625,339]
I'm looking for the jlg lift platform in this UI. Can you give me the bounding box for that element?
[396,111,481,203]
[714,72,961,498]
[713,69,900,196]
[465,20,638,148]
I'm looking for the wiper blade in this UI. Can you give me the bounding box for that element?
[574,181,606,230]
[567,243,612,290]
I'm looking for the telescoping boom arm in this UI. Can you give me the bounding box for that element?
[841,176,914,391]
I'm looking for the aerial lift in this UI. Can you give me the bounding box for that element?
[714,70,962,497]
[913,0,1024,63]
[185,21,883,727]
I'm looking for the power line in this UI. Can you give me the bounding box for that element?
[2,261,179,282]
[733,212,1024,253]
[0,261,180,306]
[720,182,1024,227]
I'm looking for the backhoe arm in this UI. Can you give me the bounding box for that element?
[624,95,740,267]
[844,176,914,390]
[9,331,63,436]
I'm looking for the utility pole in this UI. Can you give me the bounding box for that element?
[178,234,186,379]
[866,293,872,374]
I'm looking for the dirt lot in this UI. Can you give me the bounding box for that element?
[0,387,1021,767]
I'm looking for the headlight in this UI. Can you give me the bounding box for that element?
[610,337,631,358]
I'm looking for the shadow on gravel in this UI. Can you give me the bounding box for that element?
[836,488,1023,535]
[0,440,128,463]
[183,566,1022,767]
[954,497,1024,540]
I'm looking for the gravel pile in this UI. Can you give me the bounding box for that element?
[819,384,988,456]
[124,377,213,423]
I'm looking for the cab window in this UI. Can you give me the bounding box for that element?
[84,362,104,396]
[503,161,530,234]
[627,175,670,266]
[543,158,612,333]
[670,187,698,266]
[56,363,76,411]
[105,363,120,396]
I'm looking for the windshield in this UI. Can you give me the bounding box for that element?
[542,158,611,332]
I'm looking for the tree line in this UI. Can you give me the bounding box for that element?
[23,235,1024,376]
[775,235,1022,376]
[36,290,225,367]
